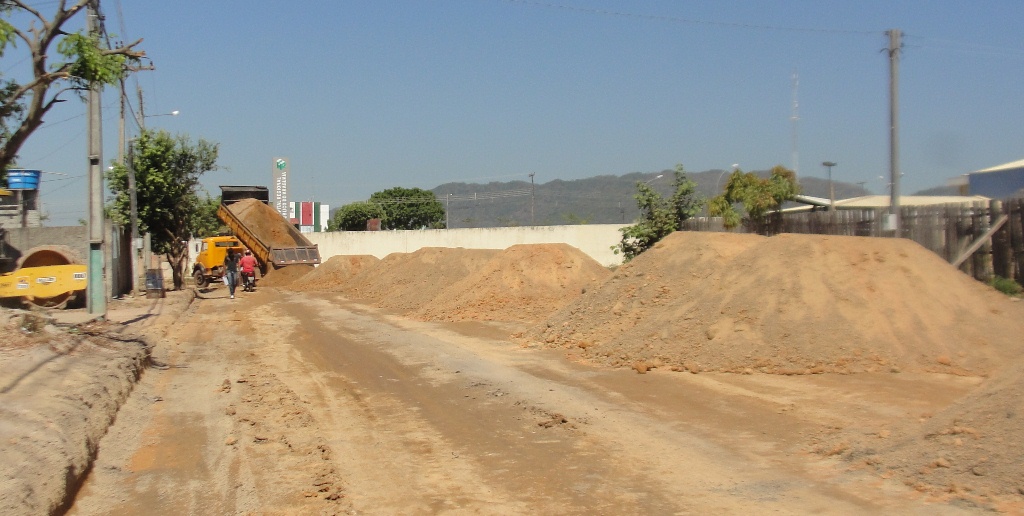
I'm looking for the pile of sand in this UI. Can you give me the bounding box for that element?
[518,231,1024,375]
[259,264,314,287]
[859,357,1024,507]
[341,248,501,312]
[227,199,306,248]
[412,244,612,323]
[288,255,380,292]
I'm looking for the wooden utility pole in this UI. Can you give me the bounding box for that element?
[887,29,901,235]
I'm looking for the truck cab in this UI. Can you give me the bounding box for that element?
[192,236,244,288]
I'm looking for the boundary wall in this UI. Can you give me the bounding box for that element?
[305,224,628,267]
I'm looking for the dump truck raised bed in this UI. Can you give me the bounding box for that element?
[216,186,320,273]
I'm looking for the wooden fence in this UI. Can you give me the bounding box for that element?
[682,198,1024,285]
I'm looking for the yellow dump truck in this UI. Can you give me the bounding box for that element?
[190,235,244,288]
[216,185,320,272]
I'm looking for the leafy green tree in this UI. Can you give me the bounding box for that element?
[328,201,387,231]
[614,165,703,261]
[192,195,225,237]
[107,129,219,290]
[708,165,800,233]
[369,187,445,229]
[0,1,144,174]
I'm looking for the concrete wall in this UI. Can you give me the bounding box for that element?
[305,224,628,267]
[1,226,88,271]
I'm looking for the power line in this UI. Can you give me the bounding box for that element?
[903,34,1024,58]
[498,0,879,35]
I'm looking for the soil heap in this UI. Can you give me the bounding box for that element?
[860,355,1024,508]
[519,231,1024,375]
[227,198,307,247]
[341,248,500,312]
[288,255,381,292]
[413,244,611,323]
[259,264,315,287]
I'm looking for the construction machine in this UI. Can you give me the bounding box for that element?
[216,185,320,272]
[0,245,87,308]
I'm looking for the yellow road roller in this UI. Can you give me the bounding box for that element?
[0,245,87,308]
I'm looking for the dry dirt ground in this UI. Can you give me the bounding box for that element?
[2,233,1024,514]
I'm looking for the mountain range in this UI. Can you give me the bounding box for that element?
[429,168,957,228]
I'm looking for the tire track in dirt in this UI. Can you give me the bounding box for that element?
[247,290,974,514]
[69,292,350,515]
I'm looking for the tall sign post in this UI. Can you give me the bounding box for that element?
[272,157,290,218]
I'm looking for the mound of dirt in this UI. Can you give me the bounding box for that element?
[518,231,1024,375]
[260,264,314,287]
[412,244,611,323]
[341,248,500,312]
[227,199,306,248]
[288,255,381,292]
[0,306,170,515]
[860,357,1024,508]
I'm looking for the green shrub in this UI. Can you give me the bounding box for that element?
[989,276,1023,296]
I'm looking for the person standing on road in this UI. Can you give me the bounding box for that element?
[224,248,240,299]
[239,249,258,291]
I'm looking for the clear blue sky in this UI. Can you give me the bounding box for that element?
[12,0,1024,226]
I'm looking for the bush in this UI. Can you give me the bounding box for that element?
[989,276,1023,296]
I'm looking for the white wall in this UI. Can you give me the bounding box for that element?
[306,224,628,267]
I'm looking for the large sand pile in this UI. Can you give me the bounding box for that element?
[412,244,612,323]
[228,199,306,247]
[341,248,500,312]
[519,231,1023,375]
[288,255,381,292]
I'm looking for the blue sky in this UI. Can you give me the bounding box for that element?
[10,0,1024,225]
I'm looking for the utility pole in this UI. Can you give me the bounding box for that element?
[887,29,901,235]
[528,173,535,226]
[86,0,106,316]
[791,70,799,178]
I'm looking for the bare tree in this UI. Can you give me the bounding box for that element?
[0,0,144,172]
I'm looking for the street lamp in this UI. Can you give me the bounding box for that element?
[136,109,180,128]
[715,164,739,193]
[644,174,664,185]
[822,161,837,211]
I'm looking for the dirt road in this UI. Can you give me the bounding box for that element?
[68,287,983,514]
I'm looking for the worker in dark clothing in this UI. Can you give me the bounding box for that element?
[224,248,240,299]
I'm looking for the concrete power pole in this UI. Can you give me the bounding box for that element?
[86,0,106,316]
[887,29,901,235]
[529,173,535,226]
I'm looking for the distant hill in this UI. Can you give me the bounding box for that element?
[430,169,873,228]
[912,185,961,196]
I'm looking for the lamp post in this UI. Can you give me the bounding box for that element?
[128,109,179,294]
[822,161,837,212]
[716,164,739,193]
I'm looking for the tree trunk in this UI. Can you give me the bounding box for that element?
[167,244,188,290]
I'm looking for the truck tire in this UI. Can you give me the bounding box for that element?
[193,268,209,288]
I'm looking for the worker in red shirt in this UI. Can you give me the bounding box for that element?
[239,249,258,292]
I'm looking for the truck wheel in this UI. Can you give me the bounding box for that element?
[193,269,208,288]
